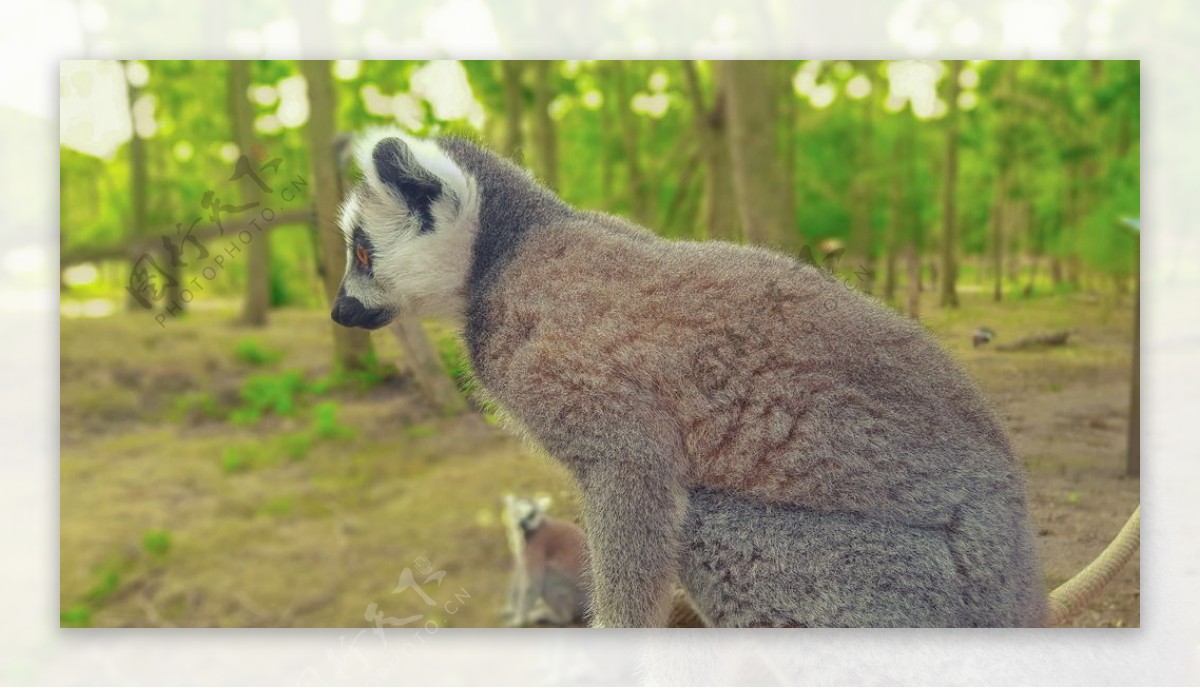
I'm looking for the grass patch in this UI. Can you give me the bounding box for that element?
[169,391,225,422]
[261,497,295,517]
[84,567,121,604]
[141,529,173,557]
[312,401,355,440]
[221,447,250,474]
[280,432,314,461]
[231,370,308,424]
[404,423,436,440]
[234,339,283,367]
[310,354,399,395]
[60,604,92,628]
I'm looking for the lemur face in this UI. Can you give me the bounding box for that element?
[332,132,477,329]
[512,495,553,533]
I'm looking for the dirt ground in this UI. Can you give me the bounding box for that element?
[59,288,1139,628]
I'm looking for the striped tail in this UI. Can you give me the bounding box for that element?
[1047,506,1140,626]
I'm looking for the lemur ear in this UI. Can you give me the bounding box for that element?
[370,137,442,234]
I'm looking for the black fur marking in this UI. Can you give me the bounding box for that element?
[372,137,442,235]
[435,136,576,376]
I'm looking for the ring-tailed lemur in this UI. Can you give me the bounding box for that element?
[331,130,1047,627]
[500,495,589,627]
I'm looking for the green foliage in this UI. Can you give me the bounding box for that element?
[268,225,323,308]
[434,330,478,398]
[84,568,121,604]
[234,339,283,367]
[61,58,1139,316]
[141,529,173,557]
[311,354,398,395]
[169,391,224,422]
[312,401,355,440]
[235,370,307,421]
[221,447,249,474]
[60,604,93,628]
[222,402,354,472]
[281,432,314,461]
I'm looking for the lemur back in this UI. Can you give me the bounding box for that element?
[334,133,1046,627]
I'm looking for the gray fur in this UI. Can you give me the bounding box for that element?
[341,132,1048,628]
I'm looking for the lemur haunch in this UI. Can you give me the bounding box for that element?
[332,130,1047,627]
[501,495,589,627]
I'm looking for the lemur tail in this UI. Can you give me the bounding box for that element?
[1047,506,1141,626]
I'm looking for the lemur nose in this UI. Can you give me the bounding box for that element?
[330,295,364,327]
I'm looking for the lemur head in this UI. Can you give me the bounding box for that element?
[510,495,553,534]
[331,130,478,329]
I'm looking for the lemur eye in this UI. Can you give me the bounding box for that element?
[355,243,370,269]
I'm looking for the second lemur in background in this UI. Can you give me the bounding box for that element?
[501,495,589,627]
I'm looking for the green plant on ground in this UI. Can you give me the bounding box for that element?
[234,339,283,367]
[312,401,355,440]
[60,604,92,628]
[221,447,249,474]
[280,431,314,461]
[234,370,307,423]
[168,391,224,422]
[311,353,398,395]
[141,529,172,557]
[84,568,121,604]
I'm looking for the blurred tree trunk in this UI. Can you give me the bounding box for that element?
[228,60,270,326]
[389,320,467,416]
[723,60,796,249]
[301,59,374,371]
[531,60,559,191]
[1024,198,1041,297]
[884,172,899,303]
[1125,217,1140,479]
[1065,165,1081,288]
[992,178,1006,302]
[501,61,525,164]
[1127,272,1139,478]
[595,63,616,209]
[905,242,920,320]
[124,60,151,313]
[939,59,962,308]
[992,62,1016,303]
[779,61,798,246]
[681,61,739,241]
[885,113,916,304]
[613,61,650,224]
[850,66,877,293]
